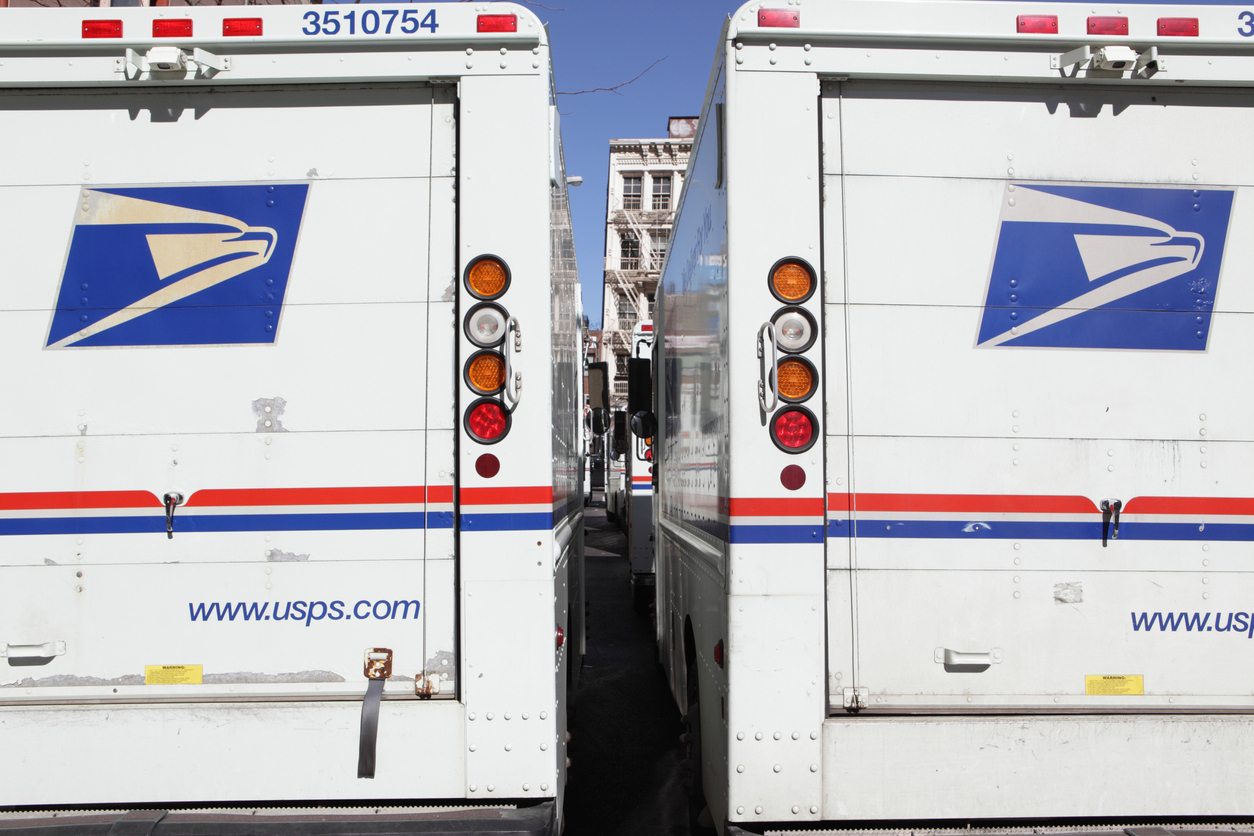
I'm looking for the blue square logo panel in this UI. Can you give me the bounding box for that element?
[977,184,1235,351]
[48,183,310,348]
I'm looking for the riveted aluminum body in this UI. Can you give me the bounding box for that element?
[656,0,1254,830]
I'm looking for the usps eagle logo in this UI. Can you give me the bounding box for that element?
[977,184,1234,351]
[47,184,309,348]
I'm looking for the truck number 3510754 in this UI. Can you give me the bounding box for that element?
[302,9,438,36]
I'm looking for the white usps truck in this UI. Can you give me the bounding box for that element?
[0,4,582,834]
[655,1,1254,833]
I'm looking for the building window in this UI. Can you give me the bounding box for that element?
[620,232,640,270]
[617,293,636,329]
[650,231,668,269]
[615,353,629,377]
[647,295,655,320]
[622,176,642,210]
[652,175,672,210]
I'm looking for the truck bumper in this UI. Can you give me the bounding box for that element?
[0,802,555,836]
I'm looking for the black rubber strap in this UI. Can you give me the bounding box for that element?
[357,677,385,779]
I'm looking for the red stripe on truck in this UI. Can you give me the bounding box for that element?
[0,490,161,510]
[186,487,426,507]
[828,493,1099,514]
[1123,496,1254,516]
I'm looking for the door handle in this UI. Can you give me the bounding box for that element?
[1100,498,1123,545]
[935,647,1002,671]
[3,640,66,666]
[757,322,779,414]
[503,316,523,412]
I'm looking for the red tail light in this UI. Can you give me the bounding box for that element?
[82,20,122,39]
[1158,17,1198,36]
[153,19,192,38]
[758,8,800,27]
[771,407,816,453]
[1088,16,1128,35]
[223,18,263,37]
[1017,15,1058,34]
[477,14,517,33]
[466,399,510,443]
[556,625,565,648]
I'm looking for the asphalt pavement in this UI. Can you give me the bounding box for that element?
[563,501,689,836]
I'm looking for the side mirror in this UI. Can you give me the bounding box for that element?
[591,408,609,436]
[627,358,651,416]
[630,411,656,440]
[587,362,610,412]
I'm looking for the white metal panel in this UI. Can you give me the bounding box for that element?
[0,85,434,188]
[846,304,1254,442]
[0,700,465,804]
[0,302,428,437]
[827,80,1254,713]
[822,715,1254,820]
[839,81,1254,188]
[0,559,428,701]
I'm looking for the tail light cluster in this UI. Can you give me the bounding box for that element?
[766,258,819,455]
[463,255,513,445]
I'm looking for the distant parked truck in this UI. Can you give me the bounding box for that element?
[0,4,583,835]
[626,321,656,612]
[654,1,1254,834]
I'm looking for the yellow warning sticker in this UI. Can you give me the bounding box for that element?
[145,665,203,685]
[1085,674,1144,696]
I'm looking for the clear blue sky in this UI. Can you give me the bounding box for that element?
[543,0,745,328]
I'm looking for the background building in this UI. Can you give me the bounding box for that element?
[600,116,696,404]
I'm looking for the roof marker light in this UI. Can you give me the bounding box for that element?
[82,20,122,39]
[1158,17,1198,36]
[1016,15,1058,34]
[1088,16,1128,35]
[477,14,517,33]
[758,9,800,28]
[223,18,263,37]
[153,19,192,38]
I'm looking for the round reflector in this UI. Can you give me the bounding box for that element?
[465,350,506,394]
[780,464,806,491]
[769,258,815,303]
[465,398,510,443]
[464,303,508,348]
[774,358,816,402]
[772,306,816,353]
[771,407,816,453]
[465,255,510,300]
[475,454,501,478]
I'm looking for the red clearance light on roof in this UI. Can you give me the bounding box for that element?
[477,14,517,33]
[223,18,263,37]
[1158,17,1198,36]
[1088,16,1128,35]
[758,8,800,28]
[153,19,192,38]
[82,20,122,39]
[1017,14,1058,34]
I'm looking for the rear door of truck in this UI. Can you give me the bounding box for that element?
[824,75,1254,713]
[0,72,458,742]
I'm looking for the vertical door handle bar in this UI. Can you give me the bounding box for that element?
[504,316,523,412]
[757,322,779,414]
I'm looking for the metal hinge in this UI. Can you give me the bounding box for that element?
[842,686,868,712]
